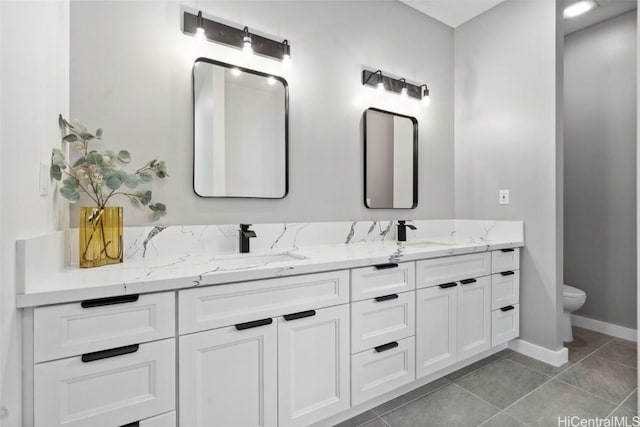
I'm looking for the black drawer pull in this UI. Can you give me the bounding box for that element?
[439,282,458,289]
[460,278,477,285]
[501,271,515,276]
[375,341,399,353]
[375,294,399,302]
[82,344,139,363]
[81,294,139,308]
[284,310,316,321]
[374,263,399,270]
[120,422,140,427]
[235,318,273,330]
[501,248,515,253]
[501,305,515,312]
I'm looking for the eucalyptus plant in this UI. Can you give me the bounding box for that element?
[51,115,169,221]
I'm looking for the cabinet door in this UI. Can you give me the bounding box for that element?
[416,284,457,379]
[278,305,350,427]
[458,277,491,360]
[179,321,277,427]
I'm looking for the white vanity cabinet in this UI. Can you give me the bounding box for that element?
[179,320,278,427]
[457,276,492,360]
[490,248,521,346]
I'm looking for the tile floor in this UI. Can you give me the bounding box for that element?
[337,327,637,427]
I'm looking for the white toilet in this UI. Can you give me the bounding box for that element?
[562,284,587,342]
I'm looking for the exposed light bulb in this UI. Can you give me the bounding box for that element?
[422,95,431,107]
[267,76,277,85]
[564,0,598,18]
[282,40,291,67]
[400,83,408,101]
[195,27,206,44]
[282,53,291,67]
[231,68,242,77]
[377,81,385,93]
[242,27,253,56]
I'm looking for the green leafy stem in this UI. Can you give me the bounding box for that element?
[51,115,169,221]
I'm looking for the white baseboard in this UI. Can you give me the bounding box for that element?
[508,339,569,367]
[571,314,638,342]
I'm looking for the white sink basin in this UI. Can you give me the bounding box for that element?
[211,251,306,269]
[405,239,455,247]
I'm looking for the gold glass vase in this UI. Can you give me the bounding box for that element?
[79,206,123,268]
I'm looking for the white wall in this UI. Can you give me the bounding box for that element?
[69,0,455,226]
[454,0,563,350]
[564,11,637,329]
[0,2,70,425]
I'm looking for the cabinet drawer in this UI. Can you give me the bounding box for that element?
[416,253,491,289]
[179,271,349,334]
[34,292,175,363]
[351,291,415,353]
[491,248,520,273]
[492,304,520,346]
[140,412,176,427]
[351,262,415,302]
[351,336,415,406]
[491,271,520,310]
[34,338,175,427]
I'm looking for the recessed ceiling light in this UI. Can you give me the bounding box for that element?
[564,0,599,19]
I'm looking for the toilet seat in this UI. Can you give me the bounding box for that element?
[563,284,585,298]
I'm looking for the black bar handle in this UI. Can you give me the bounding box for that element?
[439,282,458,289]
[460,278,477,285]
[235,318,273,331]
[375,294,399,302]
[374,263,399,270]
[120,422,140,427]
[284,310,316,321]
[501,248,515,253]
[81,294,139,308]
[501,305,515,312]
[82,344,139,363]
[500,271,515,276]
[374,341,399,353]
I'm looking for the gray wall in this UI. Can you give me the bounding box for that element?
[564,11,637,329]
[70,0,455,226]
[454,0,564,350]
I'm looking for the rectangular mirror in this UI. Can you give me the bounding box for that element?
[193,58,288,198]
[363,108,418,209]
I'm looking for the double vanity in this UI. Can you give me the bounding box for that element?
[16,221,522,427]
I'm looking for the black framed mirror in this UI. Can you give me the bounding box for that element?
[363,107,418,209]
[193,58,289,198]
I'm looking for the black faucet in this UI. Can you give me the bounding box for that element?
[397,220,417,242]
[239,224,257,253]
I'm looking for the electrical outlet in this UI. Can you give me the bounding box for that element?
[499,189,510,205]
[39,163,49,197]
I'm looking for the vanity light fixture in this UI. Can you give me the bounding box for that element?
[420,84,431,107]
[564,0,598,18]
[183,10,292,63]
[362,69,430,106]
[195,11,206,44]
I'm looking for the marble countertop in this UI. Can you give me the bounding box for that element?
[16,237,523,308]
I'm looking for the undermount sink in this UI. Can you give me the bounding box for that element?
[405,239,456,247]
[211,251,306,269]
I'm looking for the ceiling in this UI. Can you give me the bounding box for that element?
[398,0,507,28]
[399,0,637,33]
[563,0,637,35]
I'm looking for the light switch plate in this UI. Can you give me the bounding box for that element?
[499,189,509,205]
[39,163,49,196]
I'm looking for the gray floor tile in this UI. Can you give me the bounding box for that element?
[608,405,637,422]
[478,412,527,427]
[566,327,614,362]
[381,383,499,427]
[359,418,389,427]
[371,377,450,416]
[594,338,637,368]
[494,349,515,358]
[334,410,379,427]
[622,389,638,412]
[557,355,637,403]
[506,380,616,427]
[445,355,501,381]
[455,358,549,409]
[507,352,573,377]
